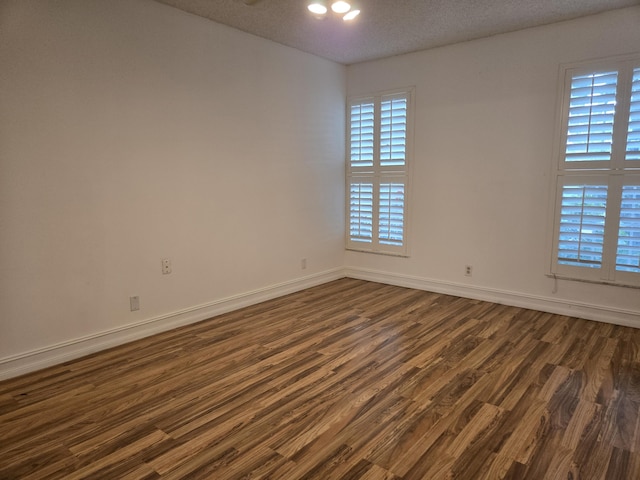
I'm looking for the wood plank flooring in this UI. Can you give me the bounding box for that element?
[1,278,640,479]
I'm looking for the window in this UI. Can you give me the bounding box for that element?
[347,89,413,255]
[550,55,640,287]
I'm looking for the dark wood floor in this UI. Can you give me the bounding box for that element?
[1,279,640,479]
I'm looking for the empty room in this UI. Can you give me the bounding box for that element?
[1,0,640,478]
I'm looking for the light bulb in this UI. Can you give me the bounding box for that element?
[343,9,360,20]
[308,2,328,15]
[331,1,351,14]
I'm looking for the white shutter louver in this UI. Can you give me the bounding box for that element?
[349,182,373,243]
[626,68,640,161]
[557,185,607,268]
[616,185,640,272]
[379,183,405,246]
[350,102,375,168]
[565,71,618,163]
[380,97,407,167]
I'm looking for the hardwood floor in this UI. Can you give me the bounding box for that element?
[1,278,640,479]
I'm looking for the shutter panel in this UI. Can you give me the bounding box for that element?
[380,96,407,167]
[557,184,607,268]
[349,181,373,243]
[616,185,640,272]
[378,182,405,246]
[350,102,375,168]
[553,58,640,286]
[347,89,411,255]
[626,68,640,161]
[565,71,618,163]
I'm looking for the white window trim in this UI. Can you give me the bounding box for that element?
[547,53,640,288]
[346,87,414,257]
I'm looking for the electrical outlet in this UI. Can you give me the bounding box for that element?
[465,265,473,277]
[301,258,307,270]
[162,258,172,275]
[130,296,140,311]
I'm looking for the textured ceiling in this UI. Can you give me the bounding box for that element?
[154,0,640,64]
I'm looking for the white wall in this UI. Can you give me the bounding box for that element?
[346,7,640,325]
[0,0,346,377]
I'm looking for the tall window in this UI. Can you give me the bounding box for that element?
[550,55,640,287]
[347,89,413,256]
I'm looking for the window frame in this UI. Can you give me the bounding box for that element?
[548,53,640,288]
[346,87,414,256]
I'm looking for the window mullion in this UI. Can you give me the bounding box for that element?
[372,98,382,250]
[601,175,623,281]
[373,95,382,171]
[372,176,381,251]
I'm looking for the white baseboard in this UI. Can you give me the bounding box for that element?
[0,268,344,381]
[3,266,638,381]
[344,267,640,328]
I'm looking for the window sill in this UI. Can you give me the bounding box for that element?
[346,247,409,258]
[546,273,640,289]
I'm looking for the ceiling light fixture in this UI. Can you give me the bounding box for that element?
[307,1,360,21]
[331,1,351,14]
[342,8,360,21]
[307,2,328,15]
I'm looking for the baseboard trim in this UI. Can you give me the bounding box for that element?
[0,268,344,381]
[3,267,638,381]
[344,267,640,328]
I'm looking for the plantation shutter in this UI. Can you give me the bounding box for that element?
[347,89,412,255]
[350,101,375,168]
[564,71,618,163]
[616,185,640,273]
[349,181,374,243]
[380,96,407,167]
[378,182,405,246]
[551,56,640,287]
[626,68,640,161]
[557,184,608,269]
